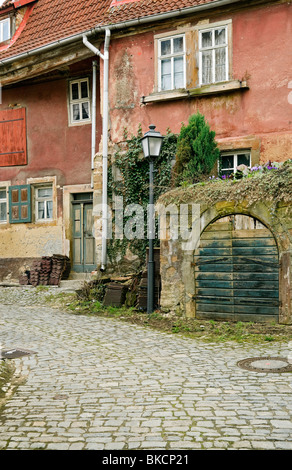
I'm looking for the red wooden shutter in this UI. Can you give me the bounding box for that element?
[0,108,27,167]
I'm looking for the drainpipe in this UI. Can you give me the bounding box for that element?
[83,29,111,272]
[91,60,97,188]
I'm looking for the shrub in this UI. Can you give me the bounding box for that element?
[173,112,220,185]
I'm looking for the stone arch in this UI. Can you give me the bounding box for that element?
[160,200,292,324]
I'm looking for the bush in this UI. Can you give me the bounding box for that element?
[173,113,220,185]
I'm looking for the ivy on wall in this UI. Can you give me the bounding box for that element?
[107,125,178,264]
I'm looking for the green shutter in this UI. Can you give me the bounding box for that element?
[9,184,31,223]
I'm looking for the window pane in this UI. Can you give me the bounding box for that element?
[174,57,184,88]
[82,102,89,119]
[81,81,89,99]
[73,104,80,121]
[160,39,171,56]
[3,20,10,41]
[37,187,52,198]
[46,200,53,219]
[238,153,250,166]
[0,202,6,221]
[202,31,212,48]
[71,83,79,100]
[221,169,233,177]
[215,28,226,46]
[161,59,171,90]
[215,47,226,82]
[221,155,234,169]
[173,36,184,53]
[202,50,212,84]
[38,201,45,220]
[0,190,6,199]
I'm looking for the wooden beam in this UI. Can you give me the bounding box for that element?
[0,42,100,86]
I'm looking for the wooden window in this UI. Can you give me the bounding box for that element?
[220,151,251,177]
[69,78,90,125]
[0,108,27,167]
[0,18,10,42]
[158,35,186,91]
[0,188,7,223]
[199,25,229,85]
[8,184,31,223]
[35,186,53,221]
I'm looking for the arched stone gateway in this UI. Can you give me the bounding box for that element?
[159,201,292,324]
[194,214,279,323]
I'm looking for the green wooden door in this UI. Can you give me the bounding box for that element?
[194,215,279,322]
[72,198,95,273]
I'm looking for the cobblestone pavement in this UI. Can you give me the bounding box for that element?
[0,287,292,450]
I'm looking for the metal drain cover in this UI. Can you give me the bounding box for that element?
[237,357,292,373]
[0,348,35,359]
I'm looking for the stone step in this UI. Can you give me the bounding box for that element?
[59,279,86,290]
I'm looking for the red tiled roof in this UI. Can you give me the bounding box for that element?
[0,0,233,61]
[0,0,14,9]
[107,0,224,24]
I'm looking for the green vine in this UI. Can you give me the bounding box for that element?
[107,125,178,264]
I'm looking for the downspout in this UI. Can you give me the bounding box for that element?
[83,29,111,272]
[91,60,97,188]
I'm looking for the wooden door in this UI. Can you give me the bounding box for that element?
[72,197,95,273]
[194,215,279,322]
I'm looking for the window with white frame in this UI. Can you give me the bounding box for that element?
[0,188,7,223]
[199,25,228,85]
[220,151,251,177]
[35,186,53,221]
[0,18,10,42]
[158,35,186,91]
[69,78,90,124]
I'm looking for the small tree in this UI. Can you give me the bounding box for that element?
[173,112,220,185]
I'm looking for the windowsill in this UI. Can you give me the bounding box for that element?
[35,219,54,224]
[68,120,91,127]
[141,80,248,104]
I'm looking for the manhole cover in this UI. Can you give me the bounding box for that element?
[237,357,292,373]
[0,348,35,360]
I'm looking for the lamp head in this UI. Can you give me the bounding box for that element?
[141,124,164,159]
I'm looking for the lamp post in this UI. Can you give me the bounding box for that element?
[141,125,164,314]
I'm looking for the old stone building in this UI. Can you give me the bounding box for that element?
[0,0,291,322]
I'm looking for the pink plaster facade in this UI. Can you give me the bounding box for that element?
[0,59,101,187]
[107,1,292,164]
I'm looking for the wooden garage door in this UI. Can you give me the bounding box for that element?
[194,215,279,322]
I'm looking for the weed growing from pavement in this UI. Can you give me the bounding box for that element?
[44,291,292,344]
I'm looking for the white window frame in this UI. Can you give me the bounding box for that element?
[158,34,186,92]
[35,186,53,222]
[199,24,229,86]
[0,187,7,223]
[220,150,251,176]
[0,18,10,42]
[69,78,91,125]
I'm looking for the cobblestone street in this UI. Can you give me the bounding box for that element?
[0,287,292,451]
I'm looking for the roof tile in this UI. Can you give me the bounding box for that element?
[0,0,224,61]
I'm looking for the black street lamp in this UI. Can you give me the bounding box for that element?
[141,125,164,314]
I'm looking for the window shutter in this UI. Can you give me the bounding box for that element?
[0,108,27,167]
[9,184,31,223]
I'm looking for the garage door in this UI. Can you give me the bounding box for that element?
[194,215,279,322]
